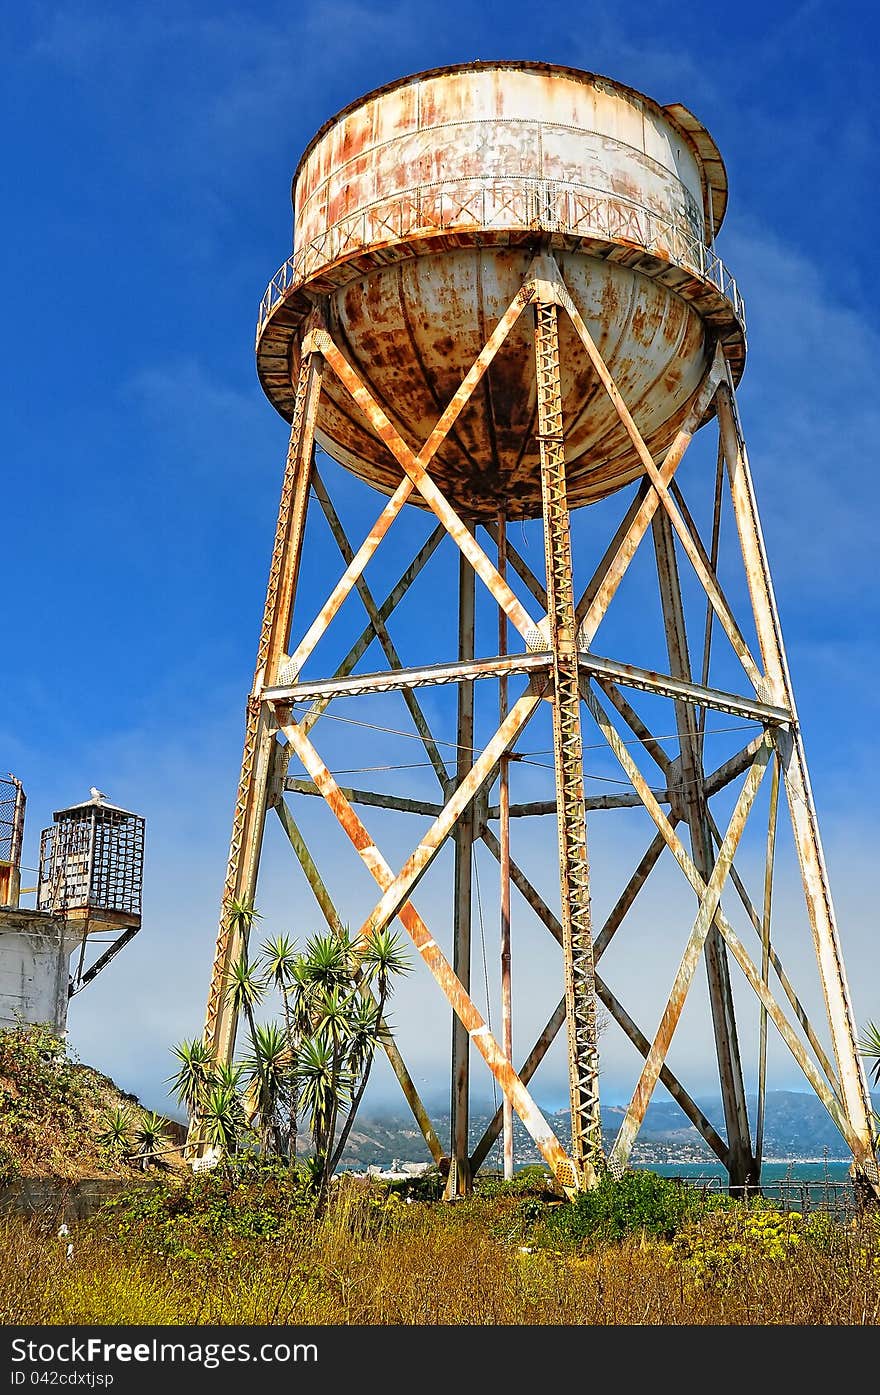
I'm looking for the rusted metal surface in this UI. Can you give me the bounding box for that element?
[316,327,541,642]
[679,445,724,738]
[257,64,745,518]
[200,346,321,1075]
[285,778,443,819]
[577,347,727,649]
[279,714,575,1187]
[717,382,878,1187]
[536,295,601,1185]
[0,774,26,908]
[576,650,789,725]
[296,67,708,258]
[497,515,514,1182]
[562,286,763,694]
[267,651,552,704]
[487,792,669,818]
[274,799,444,1165]
[652,505,755,1187]
[280,476,414,684]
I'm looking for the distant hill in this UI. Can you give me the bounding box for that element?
[336,1091,879,1168]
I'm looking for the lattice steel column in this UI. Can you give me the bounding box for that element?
[201,338,324,1068]
[535,297,602,1186]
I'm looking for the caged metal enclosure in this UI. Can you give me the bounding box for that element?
[38,796,145,931]
[0,785,144,1032]
[195,62,879,1200]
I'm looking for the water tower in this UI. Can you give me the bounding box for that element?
[199,62,878,1198]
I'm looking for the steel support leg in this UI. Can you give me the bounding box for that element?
[200,342,323,1072]
[717,381,878,1190]
[535,296,602,1187]
[652,507,756,1188]
[497,514,514,1181]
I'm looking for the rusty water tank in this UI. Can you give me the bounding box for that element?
[256,62,746,521]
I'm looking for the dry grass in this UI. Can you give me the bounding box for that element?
[3,1185,879,1326]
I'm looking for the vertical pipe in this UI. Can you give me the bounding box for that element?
[3,775,25,908]
[497,513,514,1181]
[447,538,475,1198]
[755,755,780,1172]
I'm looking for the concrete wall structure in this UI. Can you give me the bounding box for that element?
[0,909,81,1035]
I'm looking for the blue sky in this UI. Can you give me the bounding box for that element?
[2,2,878,1133]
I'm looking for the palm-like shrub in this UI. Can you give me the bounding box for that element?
[169,913,409,1203]
[133,1111,169,1169]
[96,1106,135,1155]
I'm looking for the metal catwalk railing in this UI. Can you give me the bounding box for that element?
[257,177,746,342]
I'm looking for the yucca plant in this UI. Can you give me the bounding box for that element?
[242,1021,290,1153]
[133,1111,169,1169]
[327,929,410,1179]
[96,1106,134,1155]
[200,1083,244,1154]
[860,1022,880,1089]
[168,1037,215,1116]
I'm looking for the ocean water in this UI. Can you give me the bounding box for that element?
[635,1159,857,1213]
[642,1160,852,1184]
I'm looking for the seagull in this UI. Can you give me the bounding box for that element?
[89,786,108,803]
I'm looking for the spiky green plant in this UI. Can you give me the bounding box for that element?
[96,1106,134,1154]
[860,1022,880,1089]
[168,1038,215,1116]
[243,1021,290,1153]
[134,1112,169,1169]
[199,1084,244,1154]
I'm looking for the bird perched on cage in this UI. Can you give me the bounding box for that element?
[89,787,108,803]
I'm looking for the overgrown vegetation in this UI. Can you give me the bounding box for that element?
[174,907,410,1207]
[2,1171,879,1325]
[539,1167,729,1247]
[0,1024,178,1184]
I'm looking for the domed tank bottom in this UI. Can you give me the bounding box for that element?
[292,247,714,522]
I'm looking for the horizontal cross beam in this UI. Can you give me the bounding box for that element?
[267,648,790,726]
[578,654,790,726]
[266,652,551,703]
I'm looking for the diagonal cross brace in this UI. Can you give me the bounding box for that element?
[608,740,771,1174]
[310,464,449,790]
[584,684,865,1158]
[477,823,730,1167]
[553,275,764,695]
[277,709,578,1187]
